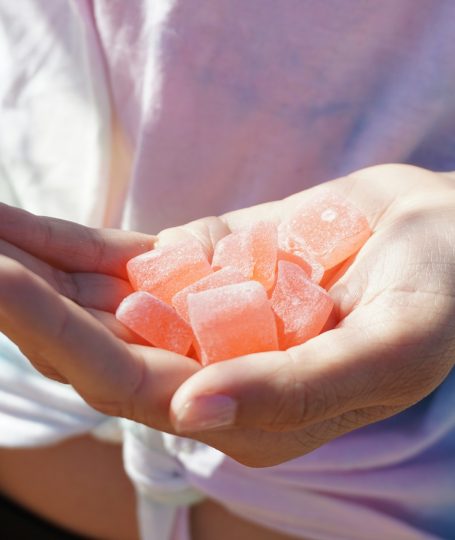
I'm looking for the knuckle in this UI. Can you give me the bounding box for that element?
[51,267,79,301]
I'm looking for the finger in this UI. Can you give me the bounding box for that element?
[18,344,70,384]
[157,216,230,259]
[0,255,141,404]
[86,308,150,345]
[192,401,406,468]
[169,328,380,434]
[71,273,132,312]
[0,239,132,311]
[0,256,200,429]
[170,289,452,436]
[0,203,155,278]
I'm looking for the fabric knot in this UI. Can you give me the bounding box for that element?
[122,423,203,540]
[123,423,204,507]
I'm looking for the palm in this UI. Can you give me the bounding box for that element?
[0,205,200,432]
[163,164,455,465]
[0,164,454,466]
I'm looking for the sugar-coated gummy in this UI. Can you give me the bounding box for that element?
[187,281,279,365]
[212,222,278,290]
[120,191,370,362]
[279,191,371,270]
[271,261,334,349]
[116,291,193,355]
[172,266,248,322]
[126,238,212,304]
[277,226,324,283]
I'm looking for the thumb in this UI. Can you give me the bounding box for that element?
[169,300,427,434]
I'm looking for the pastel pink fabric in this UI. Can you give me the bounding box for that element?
[1,2,455,539]
[78,2,455,538]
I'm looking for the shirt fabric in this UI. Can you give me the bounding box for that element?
[0,1,454,539]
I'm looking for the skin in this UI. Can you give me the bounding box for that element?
[0,436,139,540]
[0,164,454,537]
[0,436,297,540]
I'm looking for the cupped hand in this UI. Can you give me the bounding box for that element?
[159,164,455,466]
[0,204,200,432]
[1,164,454,468]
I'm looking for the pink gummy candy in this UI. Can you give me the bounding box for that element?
[277,227,324,284]
[126,239,212,305]
[172,266,247,322]
[271,261,334,349]
[116,291,193,355]
[212,222,278,291]
[279,191,371,270]
[187,281,279,365]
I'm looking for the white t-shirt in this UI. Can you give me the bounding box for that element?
[1,2,454,539]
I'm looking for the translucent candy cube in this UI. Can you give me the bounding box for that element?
[279,191,371,270]
[271,261,334,349]
[172,266,247,322]
[212,222,278,291]
[116,291,193,355]
[127,238,212,305]
[187,281,278,365]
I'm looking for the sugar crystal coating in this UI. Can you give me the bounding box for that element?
[120,193,368,361]
[127,238,212,304]
[280,191,371,270]
[277,226,324,283]
[187,281,278,365]
[271,261,334,349]
[116,291,193,355]
[172,266,248,322]
[212,222,278,290]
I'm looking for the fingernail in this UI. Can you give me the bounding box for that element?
[174,394,237,433]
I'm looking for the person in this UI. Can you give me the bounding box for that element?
[0,1,454,539]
